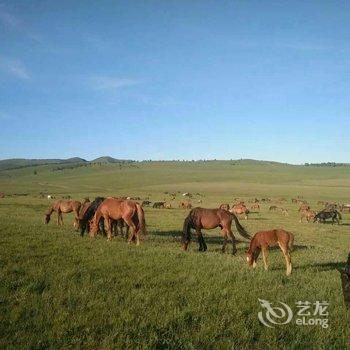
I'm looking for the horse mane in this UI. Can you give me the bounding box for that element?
[80,197,105,235]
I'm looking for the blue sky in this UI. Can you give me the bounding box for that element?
[0,1,349,164]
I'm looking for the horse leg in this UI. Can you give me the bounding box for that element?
[261,246,268,271]
[58,211,63,226]
[104,218,113,241]
[227,229,237,255]
[124,217,139,245]
[221,230,228,253]
[279,243,292,276]
[253,248,261,268]
[196,229,207,252]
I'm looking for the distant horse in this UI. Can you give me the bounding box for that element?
[338,252,350,308]
[298,204,310,212]
[141,200,152,207]
[181,207,251,254]
[230,204,249,219]
[79,197,105,236]
[314,210,342,224]
[45,200,81,229]
[341,204,350,213]
[219,203,230,211]
[246,229,294,276]
[179,201,192,209]
[153,202,165,209]
[280,208,289,216]
[250,203,260,211]
[90,198,146,244]
[300,209,316,223]
[269,205,278,211]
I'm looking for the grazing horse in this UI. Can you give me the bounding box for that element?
[90,198,146,244]
[341,204,350,213]
[246,229,294,276]
[338,252,350,308]
[250,203,260,211]
[280,208,289,216]
[300,209,316,223]
[314,210,342,224]
[179,201,192,209]
[45,200,81,229]
[181,207,251,254]
[269,205,278,211]
[230,204,249,219]
[79,197,105,236]
[153,201,165,209]
[219,203,230,211]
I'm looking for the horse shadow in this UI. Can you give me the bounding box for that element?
[296,261,346,272]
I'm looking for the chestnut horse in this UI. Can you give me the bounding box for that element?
[45,200,81,229]
[181,207,251,254]
[300,209,316,223]
[246,229,294,276]
[230,204,249,220]
[90,198,146,244]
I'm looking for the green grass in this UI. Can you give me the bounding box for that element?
[0,161,349,349]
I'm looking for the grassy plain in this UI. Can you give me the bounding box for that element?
[0,160,349,349]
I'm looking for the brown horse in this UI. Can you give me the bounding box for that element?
[299,209,316,223]
[298,203,310,212]
[250,203,260,211]
[45,200,81,229]
[230,204,249,219]
[246,229,294,276]
[179,201,192,209]
[90,198,146,244]
[181,207,251,254]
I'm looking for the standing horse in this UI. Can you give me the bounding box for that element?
[314,210,342,224]
[246,229,294,276]
[45,200,81,229]
[181,207,251,254]
[90,198,146,244]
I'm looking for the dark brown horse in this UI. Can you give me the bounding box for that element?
[181,207,251,254]
[45,200,81,229]
[90,198,146,244]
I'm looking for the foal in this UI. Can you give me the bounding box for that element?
[246,229,294,276]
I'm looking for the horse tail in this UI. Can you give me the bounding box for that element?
[288,232,294,251]
[136,203,146,236]
[230,212,251,240]
[182,210,194,250]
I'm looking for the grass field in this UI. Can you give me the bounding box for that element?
[0,160,349,349]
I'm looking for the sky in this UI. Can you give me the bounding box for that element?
[0,0,349,164]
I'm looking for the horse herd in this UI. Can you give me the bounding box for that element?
[44,196,348,276]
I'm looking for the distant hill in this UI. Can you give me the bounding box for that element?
[0,156,137,171]
[0,157,87,171]
[91,156,133,163]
